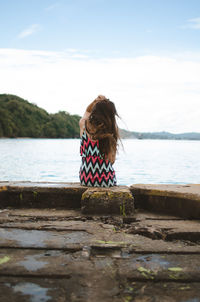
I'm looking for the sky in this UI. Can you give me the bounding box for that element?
[0,0,200,133]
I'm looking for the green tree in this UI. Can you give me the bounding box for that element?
[0,94,81,138]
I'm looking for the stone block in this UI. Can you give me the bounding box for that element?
[81,186,134,215]
[0,181,87,209]
[130,184,200,219]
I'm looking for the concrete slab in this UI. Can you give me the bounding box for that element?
[81,186,134,215]
[0,183,200,300]
[126,218,200,242]
[0,182,87,209]
[0,278,200,302]
[1,248,200,281]
[0,209,200,253]
[130,184,200,218]
[120,281,200,302]
[1,182,200,218]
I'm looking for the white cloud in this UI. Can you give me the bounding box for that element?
[66,48,79,53]
[64,48,89,58]
[18,24,41,39]
[45,3,59,11]
[181,17,200,29]
[0,48,200,133]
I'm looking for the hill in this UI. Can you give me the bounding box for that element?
[123,130,200,140]
[0,94,80,138]
[0,94,199,140]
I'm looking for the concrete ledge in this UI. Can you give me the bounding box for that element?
[130,184,200,219]
[1,182,200,218]
[0,182,87,209]
[81,186,134,215]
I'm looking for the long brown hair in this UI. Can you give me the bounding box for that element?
[85,98,120,157]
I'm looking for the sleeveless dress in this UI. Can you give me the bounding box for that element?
[79,130,117,187]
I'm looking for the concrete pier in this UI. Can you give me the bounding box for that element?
[0,182,200,301]
[130,184,200,219]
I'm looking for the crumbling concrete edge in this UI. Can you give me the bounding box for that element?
[0,181,200,218]
[0,181,87,209]
[130,184,200,219]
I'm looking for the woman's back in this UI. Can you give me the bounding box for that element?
[79,130,116,187]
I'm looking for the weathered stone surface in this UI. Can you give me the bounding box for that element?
[1,182,200,218]
[1,248,200,281]
[120,282,200,302]
[0,277,91,302]
[126,216,200,242]
[0,278,200,302]
[0,209,200,253]
[81,186,134,215]
[0,181,87,209]
[130,184,200,218]
[0,183,200,301]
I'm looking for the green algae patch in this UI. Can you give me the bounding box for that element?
[137,266,155,280]
[33,191,38,199]
[168,267,184,280]
[0,256,10,265]
[120,201,126,217]
[179,286,191,290]
[123,296,132,302]
[168,267,183,272]
[169,274,180,280]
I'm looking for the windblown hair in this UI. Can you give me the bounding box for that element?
[86,95,107,113]
[85,98,120,158]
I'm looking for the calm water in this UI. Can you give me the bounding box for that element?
[0,138,199,185]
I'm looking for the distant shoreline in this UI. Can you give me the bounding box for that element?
[1,94,200,141]
[1,136,200,141]
[119,129,200,140]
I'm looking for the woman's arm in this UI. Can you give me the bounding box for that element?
[79,111,90,137]
[86,99,99,113]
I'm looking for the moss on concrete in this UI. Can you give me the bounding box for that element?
[81,186,134,215]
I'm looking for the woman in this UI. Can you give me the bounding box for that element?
[79,95,120,187]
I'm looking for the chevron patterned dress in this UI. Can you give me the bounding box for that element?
[79,131,117,187]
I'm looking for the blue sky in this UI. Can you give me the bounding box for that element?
[0,0,200,132]
[1,0,200,56]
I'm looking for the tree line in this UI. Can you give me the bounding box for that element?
[0,94,80,138]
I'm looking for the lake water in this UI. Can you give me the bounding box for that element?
[0,138,199,185]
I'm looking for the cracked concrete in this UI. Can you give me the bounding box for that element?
[0,182,200,301]
[0,207,200,301]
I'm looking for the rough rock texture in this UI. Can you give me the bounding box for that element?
[81,186,134,215]
[1,182,200,300]
[130,184,200,218]
[1,182,200,218]
[0,208,200,301]
[0,181,87,209]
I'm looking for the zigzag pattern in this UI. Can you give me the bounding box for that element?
[79,131,116,187]
[80,131,100,157]
[82,158,111,174]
